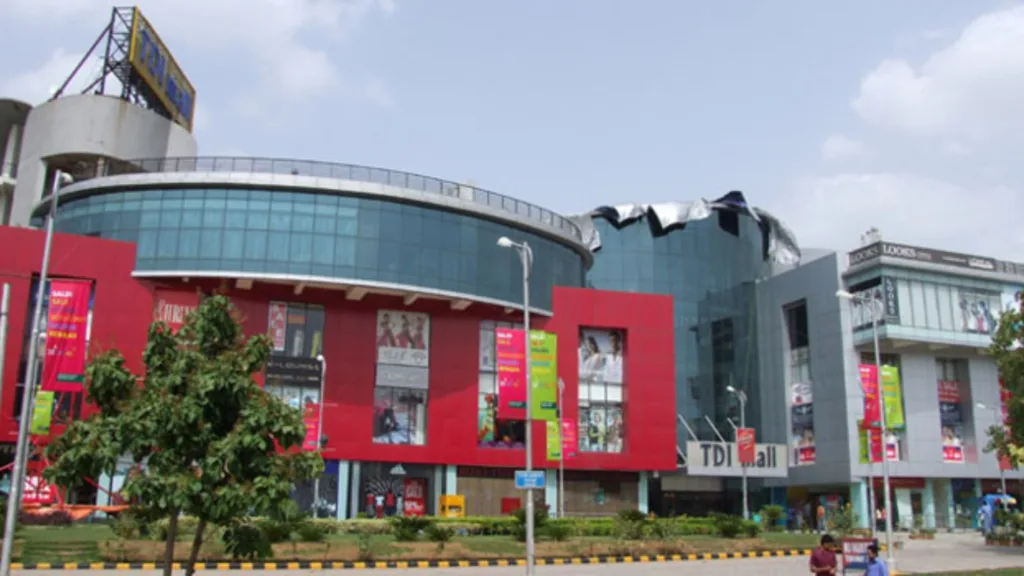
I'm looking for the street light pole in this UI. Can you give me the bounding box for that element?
[1,170,70,576]
[498,236,535,576]
[558,378,565,519]
[727,385,749,520]
[837,289,894,569]
[313,354,327,517]
[977,403,1007,496]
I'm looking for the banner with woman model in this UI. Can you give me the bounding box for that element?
[790,382,815,466]
[578,328,625,385]
[376,310,430,367]
[938,380,965,463]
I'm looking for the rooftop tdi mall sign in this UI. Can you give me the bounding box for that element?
[685,441,788,478]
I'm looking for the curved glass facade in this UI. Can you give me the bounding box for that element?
[585,214,769,441]
[46,187,585,310]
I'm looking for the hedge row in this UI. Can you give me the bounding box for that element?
[335,515,718,537]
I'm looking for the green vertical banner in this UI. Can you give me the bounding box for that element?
[546,420,561,460]
[529,331,558,421]
[30,391,55,436]
[880,365,906,430]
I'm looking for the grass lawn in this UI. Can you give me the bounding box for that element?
[12,523,823,564]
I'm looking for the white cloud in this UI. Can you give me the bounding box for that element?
[362,78,397,111]
[776,173,1024,260]
[820,134,868,162]
[0,50,105,104]
[852,5,1024,141]
[1,0,395,107]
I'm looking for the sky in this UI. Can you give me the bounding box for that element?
[2,0,1023,261]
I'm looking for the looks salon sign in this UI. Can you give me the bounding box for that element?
[153,290,199,332]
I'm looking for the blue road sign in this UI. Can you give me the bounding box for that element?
[514,470,545,490]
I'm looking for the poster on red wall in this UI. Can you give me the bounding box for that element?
[403,478,426,517]
[859,364,881,428]
[152,289,199,332]
[268,302,288,352]
[22,475,55,505]
[41,280,91,393]
[938,380,965,463]
[302,402,320,451]
[561,419,577,459]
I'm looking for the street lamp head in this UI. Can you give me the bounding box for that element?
[316,354,325,363]
[497,236,514,248]
[836,289,854,300]
[977,402,988,410]
[56,172,73,186]
[726,385,737,393]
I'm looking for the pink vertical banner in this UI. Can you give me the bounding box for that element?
[41,280,91,393]
[302,402,320,451]
[859,364,881,429]
[496,328,527,420]
[561,419,577,459]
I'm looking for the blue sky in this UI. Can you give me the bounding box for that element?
[2,1,1022,260]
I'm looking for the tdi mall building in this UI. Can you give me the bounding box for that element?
[1,6,1021,528]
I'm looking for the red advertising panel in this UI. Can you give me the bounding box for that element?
[999,378,1013,470]
[868,427,884,463]
[859,364,881,428]
[23,475,55,505]
[402,478,427,517]
[737,427,756,465]
[496,328,527,420]
[268,302,288,353]
[561,419,578,459]
[152,289,199,332]
[41,280,91,392]
[938,380,964,463]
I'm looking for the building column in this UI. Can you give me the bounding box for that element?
[923,479,936,530]
[444,465,458,494]
[850,481,870,530]
[545,470,558,516]
[943,480,955,530]
[349,461,362,519]
[638,472,649,514]
[974,479,983,530]
[335,460,350,520]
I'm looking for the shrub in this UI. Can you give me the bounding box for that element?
[110,512,142,540]
[223,523,273,560]
[710,513,744,539]
[295,521,332,543]
[742,519,761,538]
[760,505,784,531]
[19,509,73,526]
[511,506,549,529]
[545,522,572,542]
[257,518,294,544]
[613,510,650,540]
[649,519,677,540]
[389,516,435,542]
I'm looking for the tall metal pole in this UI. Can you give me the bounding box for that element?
[558,378,565,519]
[870,297,895,570]
[520,242,535,576]
[1,171,64,576]
[739,391,749,521]
[313,355,327,517]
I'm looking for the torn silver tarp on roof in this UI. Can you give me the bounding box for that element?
[568,191,801,265]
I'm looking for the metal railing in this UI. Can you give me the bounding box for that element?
[83,156,584,242]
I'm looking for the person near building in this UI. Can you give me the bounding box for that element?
[864,543,889,576]
[809,534,837,575]
[817,502,827,532]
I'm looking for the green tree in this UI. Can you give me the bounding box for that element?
[986,292,1024,468]
[43,294,323,576]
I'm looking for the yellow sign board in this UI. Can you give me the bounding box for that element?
[127,7,196,131]
[438,494,465,518]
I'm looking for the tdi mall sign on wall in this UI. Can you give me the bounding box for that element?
[685,441,788,478]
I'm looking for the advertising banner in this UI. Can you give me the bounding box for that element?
[496,328,527,419]
[127,7,196,131]
[268,302,287,352]
[880,366,906,430]
[376,310,430,367]
[790,382,815,466]
[561,419,577,459]
[848,241,997,272]
[1002,288,1023,346]
[402,478,427,517]
[30,391,55,436]
[530,331,558,421]
[857,419,898,463]
[736,428,756,465]
[302,402,320,451]
[578,328,624,385]
[1000,378,1013,469]
[956,290,1002,335]
[938,380,965,463]
[685,441,788,478]
[41,280,91,393]
[849,277,901,330]
[860,364,882,428]
[152,289,199,332]
[22,476,55,505]
[546,420,561,460]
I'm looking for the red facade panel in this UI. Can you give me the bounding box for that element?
[0,227,677,471]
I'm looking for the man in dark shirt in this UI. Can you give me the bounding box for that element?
[809,534,837,575]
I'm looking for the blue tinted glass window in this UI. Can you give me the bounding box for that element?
[290,233,313,263]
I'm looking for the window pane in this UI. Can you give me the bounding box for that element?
[222,230,244,259]
[267,231,290,261]
[291,233,313,263]
[244,230,268,260]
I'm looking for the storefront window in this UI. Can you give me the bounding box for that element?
[577,328,625,453]
[264,302,324,410]
[478,321,526,449]
[372,310,430,446]
[359,462,434,518]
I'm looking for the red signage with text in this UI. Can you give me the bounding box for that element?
[152,289,199,332]
[403,478,427,517]
[302,403,320,452]
[496,328,527,420]
[22,475,55,505]
[737,427,756,465]
[41,280,91,392]
[561,419,577,459]
[859,364,882,428]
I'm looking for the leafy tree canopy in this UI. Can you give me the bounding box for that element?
[43,294,322,575]
[986,293,1024,468]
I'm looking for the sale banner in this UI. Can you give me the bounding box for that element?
[402,478,427,517]
[561,419,577,459]
[859,364,881,428]
[302,402,320,451]
[30,391,55,436]
[496,328,527,420]
[529,331,559,421]
[546,420,561,460]
[41,280,91,392]
[737,427,756,465]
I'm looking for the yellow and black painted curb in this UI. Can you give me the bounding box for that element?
[11,549,812,570]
